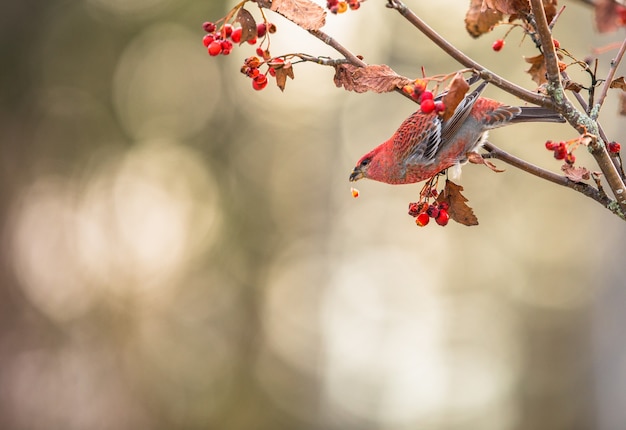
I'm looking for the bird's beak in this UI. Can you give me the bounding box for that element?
[349,167,364,182]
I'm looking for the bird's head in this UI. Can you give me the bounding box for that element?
[349,147,385,183]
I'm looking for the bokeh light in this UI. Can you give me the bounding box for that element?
[1,1,625,429]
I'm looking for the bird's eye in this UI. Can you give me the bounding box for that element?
[360,158,371,167]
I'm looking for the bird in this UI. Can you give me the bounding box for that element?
[349,81,564,185]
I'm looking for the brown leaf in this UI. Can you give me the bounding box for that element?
[274,62,294,91]
[271,0,326,31]
[235,7,257,44]
[467,151,505,172]
[436,180,479,226]
[333,64,412,94]
[610,76,626,91]
[485,0,529,15]
[464,0,503,38]
[563,79,583,93]
[561,164,590,182]
[441,73,470,121]
[525,54,547,86]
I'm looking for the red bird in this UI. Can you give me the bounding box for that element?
[349,82,563,185]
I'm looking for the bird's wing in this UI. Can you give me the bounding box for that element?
[401,81,488,166]
[395,112,442,166]
[439,80,488,144]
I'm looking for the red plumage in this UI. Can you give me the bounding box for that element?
[349,83,563,185]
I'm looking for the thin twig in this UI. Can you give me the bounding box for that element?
[595,36,626,115]
[483,142,617,211]
[385,0,558,110]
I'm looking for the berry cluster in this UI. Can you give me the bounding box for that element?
[408,201,450,227]
[203,17,280,91]
[402,81,445,114]
[545,140,576,164]
[326,0,363,13]
[608,141,621,153]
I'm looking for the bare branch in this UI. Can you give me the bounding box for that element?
[482,142,618,213]
[595,36,626,115]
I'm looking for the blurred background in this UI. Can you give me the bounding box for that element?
[1,0,625,429]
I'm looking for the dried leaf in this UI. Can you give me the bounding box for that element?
[441,73,470,121]
[610,76,626,91]
[465,0,503,38]
[235,7,257,44]
[467,151,505,172]
[561,164,591,182]
[274,62,294,91]
[333,64,412,94]
[436,180,479,226]
[485,0,529,15]
[271,0,326,31]
[525,54,547,86]
[564,80,583,93]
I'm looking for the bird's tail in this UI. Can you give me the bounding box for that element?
[511,106,565,123]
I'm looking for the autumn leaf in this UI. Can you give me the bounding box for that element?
[561,164,591,182]
[333,64,412,94]
[235,7,257,44]
[274,62,294,91]
[465,0,503,38]
[271,0,326,31]
[610,76,626,91]
[436,180,479,226]
[525,54,547,86]
[467,151,505,172]
[441,73,470,121]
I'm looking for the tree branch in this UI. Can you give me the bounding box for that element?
[482,142,617,212]
[595,36,626,115]
[385,0,558,110]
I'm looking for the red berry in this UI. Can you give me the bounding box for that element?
[268,23,277,34]
[554,143,567,160]
[327,0,339,6]
[223,23,233,38]
[329,5,339,14]
[221,40,233,55]
[608,141,621,153]
[202,34,214,47]
[203,21,216,33]
[408,202,421,217]
[257,22,267,38]
[492,39,505,52]
[231,27,242,43]
[416,212,430,227]
[420,99,435,114]
[268,68,276,77]
[420,91,434,102]
[426,205,439,219]
[565,152,576,165]
[349,0,360,10]
[435,209,450,226]
[545,140,558,150]
[252,74,268,91]
[247,36,257,45]
[208,41,222,56]
[438,201,449,211]
[434,101,445,113]
[553,39,560,49]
